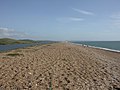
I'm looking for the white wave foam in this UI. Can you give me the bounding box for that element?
[71,43,120,53]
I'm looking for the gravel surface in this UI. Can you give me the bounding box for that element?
[0,43,120,90]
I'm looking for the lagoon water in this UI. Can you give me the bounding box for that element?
[72,41,120,51]
[0,44,35,51]
[0,42,54,52]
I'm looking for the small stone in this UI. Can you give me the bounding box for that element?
[28,72,32,75]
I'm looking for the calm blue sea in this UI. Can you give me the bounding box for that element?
[72,41,120,51]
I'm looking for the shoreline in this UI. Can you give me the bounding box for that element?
[0,43,120,89]
[0,42,56,52]
[71,42,120,53]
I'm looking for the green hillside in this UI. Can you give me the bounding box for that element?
[0,38,36,45]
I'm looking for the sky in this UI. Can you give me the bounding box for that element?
[0,0,120,41]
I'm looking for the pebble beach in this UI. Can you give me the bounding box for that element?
[0,43,120,90]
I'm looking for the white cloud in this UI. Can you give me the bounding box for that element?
[110,13,120,19]
[110,13,120,29]
[69,17,84,21]
[0,27,40,39]
[72,8,94,16]
[56,17,84,23]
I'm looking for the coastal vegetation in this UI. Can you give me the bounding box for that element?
[0,38,37,45]
[7,53,23,56]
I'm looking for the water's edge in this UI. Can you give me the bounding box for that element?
[0,42,56,52]
[71,42,120,53]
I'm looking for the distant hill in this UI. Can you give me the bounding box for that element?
[0,38,37,45]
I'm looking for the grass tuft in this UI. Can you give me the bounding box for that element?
[7,53,23,56]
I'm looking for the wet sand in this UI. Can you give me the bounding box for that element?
[0,43,120,90]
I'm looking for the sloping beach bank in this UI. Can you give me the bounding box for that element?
[0,43,120,90]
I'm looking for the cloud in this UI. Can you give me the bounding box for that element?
[110,13,120,19]
[56,17,84,23]
[0,27,40,39]
[72,8,94,16]
[69,17,84,21]
[110,13,120,29]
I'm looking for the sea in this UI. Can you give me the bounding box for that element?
[72,41,120,52]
